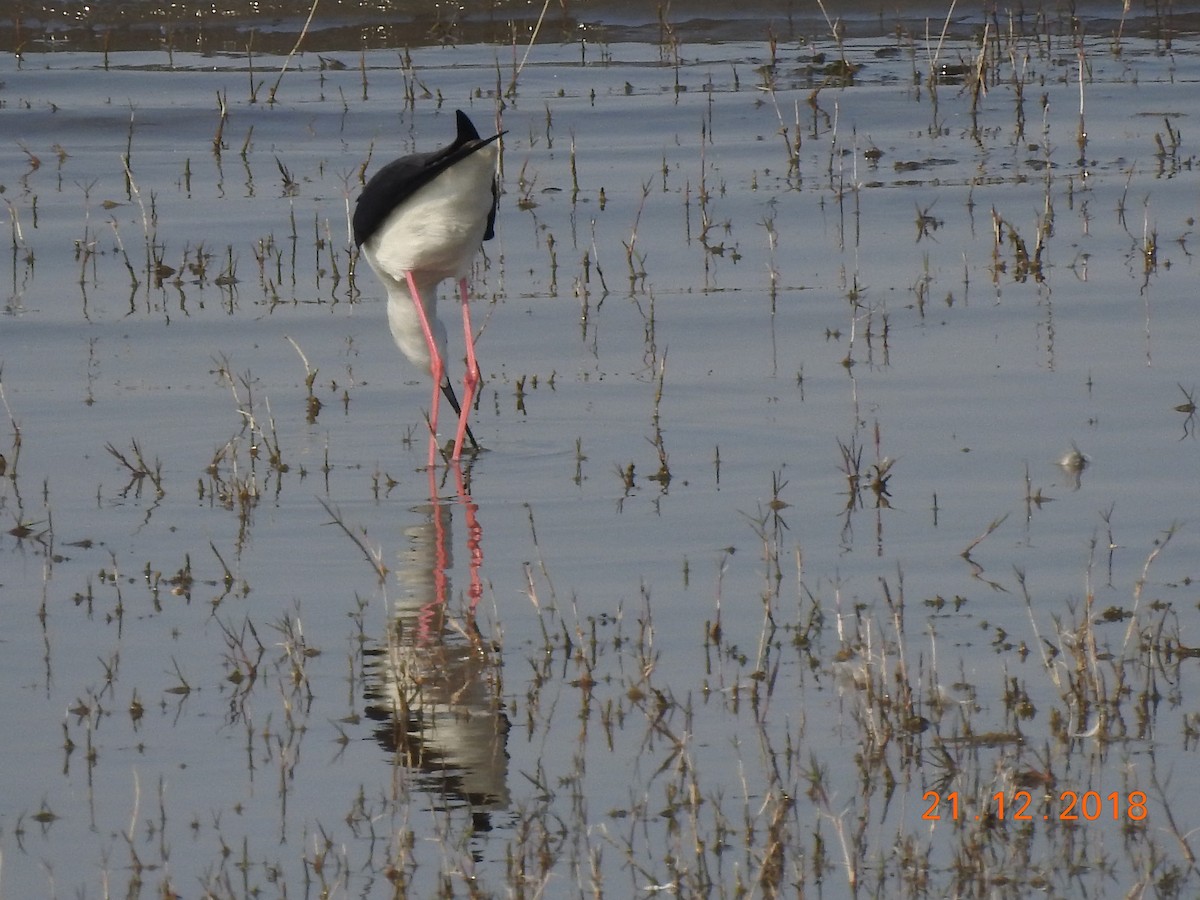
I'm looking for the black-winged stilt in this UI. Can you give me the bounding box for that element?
[353,109,504,465]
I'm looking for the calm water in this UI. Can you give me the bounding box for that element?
[3,3,1200,896]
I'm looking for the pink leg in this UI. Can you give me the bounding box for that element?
[405,271,443,468]
[452,276,481,460]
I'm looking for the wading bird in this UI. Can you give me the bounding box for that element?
[353,109,503,465]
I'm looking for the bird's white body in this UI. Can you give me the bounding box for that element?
[359,147,499,373]
[354,109,503,464]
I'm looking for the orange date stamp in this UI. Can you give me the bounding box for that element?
[922,790,1148,822]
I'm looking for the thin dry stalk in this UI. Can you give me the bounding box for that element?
[317,497,388,582]
[269,0,321,104]
[1121,525,1177,653]
[507,0,552,97]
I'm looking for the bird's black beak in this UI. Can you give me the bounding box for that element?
[440,378,480,451]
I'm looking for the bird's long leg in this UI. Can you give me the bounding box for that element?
[405,270,443,468]
[452,276,481,460]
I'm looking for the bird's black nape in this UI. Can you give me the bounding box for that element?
[352,109,505,249]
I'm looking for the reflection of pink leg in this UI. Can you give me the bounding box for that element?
[453,277,480,460]
[416,464,450,645]
[405,271,442,468]
[453,462,483,616]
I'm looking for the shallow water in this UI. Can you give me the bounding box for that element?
[3,4,1200,897]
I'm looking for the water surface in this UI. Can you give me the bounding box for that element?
[3,3,1200,896]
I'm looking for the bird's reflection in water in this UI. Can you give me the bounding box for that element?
[363,463,509,831]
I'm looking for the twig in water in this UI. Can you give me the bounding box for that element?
[507,0,552,98]
[317,497,388,583]
[269,0,321,104]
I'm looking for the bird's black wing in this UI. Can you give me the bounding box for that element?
[353,109,504,247]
